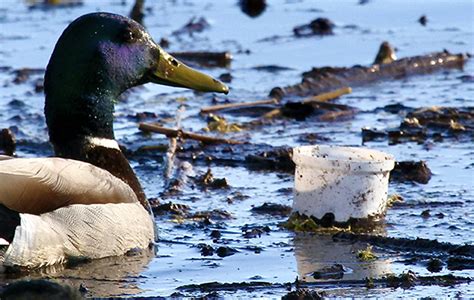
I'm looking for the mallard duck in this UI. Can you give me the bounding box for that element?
[0,12,228,268]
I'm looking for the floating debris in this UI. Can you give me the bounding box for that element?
[357,246,378,261]
[201,98,278,114]
[282,289,324,300]
[197,243,214,256]
[447,257,474,271]
[364,106,473,144]
[270,50,468,99]
[204,114,242,133]
[27,0,83,9]
[129,0,145,25]
[390,161,432,184]
[0,128,15,156]
[386,270,417,288]
[0,279,84,299]
[426,258,443,273]
[418,15,428,26]
[252,65,294,73]
[312,264,346,279]
[170,51,232,68]
[293,18,335,37]
[172,16,210,36]
[333,232,474,257]
[218,73,232,83]
[386,194,404,208]
[251,203,292,216]
[12,68,44,84]
[373,41,397,65]
[134,111,157,121]
[139,123,244,145]
[152,201,190,216]
[239,0,267,18]
[197,168,229,189]
[216,246,238,257]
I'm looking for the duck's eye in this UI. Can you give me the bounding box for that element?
[120,28,142,43]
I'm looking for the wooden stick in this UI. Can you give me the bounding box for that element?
[261,108,282,119]
[200,98,279,114]
[302,87,352,104]
[139,123,244,145]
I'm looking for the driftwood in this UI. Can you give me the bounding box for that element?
[270,51,468,99]
[138,123,244,145]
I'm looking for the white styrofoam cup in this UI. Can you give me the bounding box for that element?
[292,145,395,222]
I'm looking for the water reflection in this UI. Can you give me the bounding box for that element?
[293,234,392,282]
[1,247,154,297]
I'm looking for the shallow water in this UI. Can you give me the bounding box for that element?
[0,0,473,298]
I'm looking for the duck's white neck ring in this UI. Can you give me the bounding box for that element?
[85,137,120,150]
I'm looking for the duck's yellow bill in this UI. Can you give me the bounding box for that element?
[150,47,229,94]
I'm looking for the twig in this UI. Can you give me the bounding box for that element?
[302,87,352,103]
[164,106,185,180]
[139,123,244,145]
[201,98,279,114]
[261,108,282,119]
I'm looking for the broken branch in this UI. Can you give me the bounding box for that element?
[139,123,244,145]
[302,87,352,104]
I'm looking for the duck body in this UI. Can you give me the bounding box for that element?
[0,151,155,268]
[0,12,227,269]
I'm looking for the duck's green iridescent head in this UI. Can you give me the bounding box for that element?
[45,13,228,153]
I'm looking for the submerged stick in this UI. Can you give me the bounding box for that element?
[302,87,352,104]
[139,123,244,145]
[201,98,279,114]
